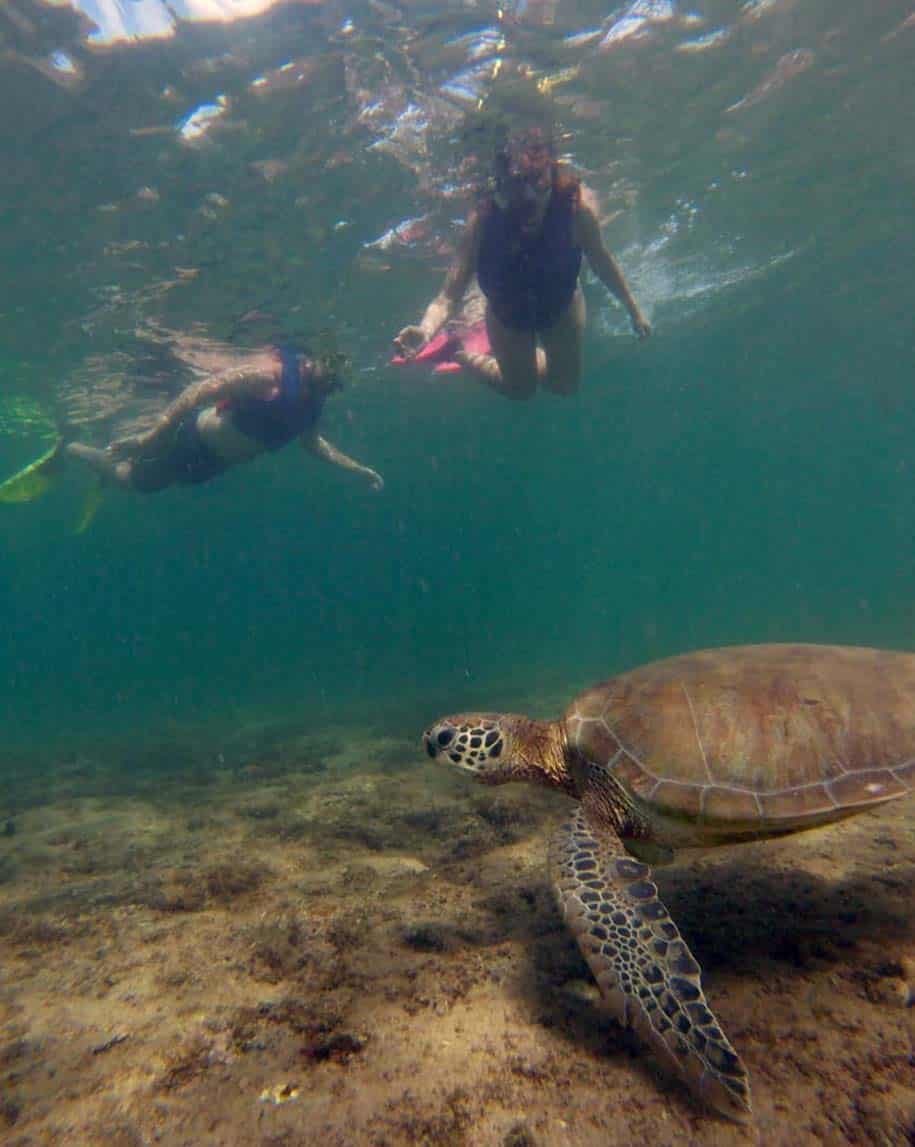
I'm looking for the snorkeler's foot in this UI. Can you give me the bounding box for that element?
[434,322,493,374]
[457,322,490,360]
[66,442,124,483]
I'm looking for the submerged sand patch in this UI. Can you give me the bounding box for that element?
[0,723,913,1145]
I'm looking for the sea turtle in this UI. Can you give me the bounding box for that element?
[422,644,915,1120]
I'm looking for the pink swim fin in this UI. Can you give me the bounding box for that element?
[390,322,490,376]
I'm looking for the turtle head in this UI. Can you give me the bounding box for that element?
[423,713,569,789]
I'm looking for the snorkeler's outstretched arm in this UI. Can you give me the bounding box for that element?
[393,212,482,357]
[303,433,384,491]
[576,189,651,339]
[110,369,275,456]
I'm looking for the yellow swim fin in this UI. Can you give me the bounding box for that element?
[0,437,64,504]
[72,478,105,535]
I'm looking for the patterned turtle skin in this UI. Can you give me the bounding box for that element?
[422,644,915,1121]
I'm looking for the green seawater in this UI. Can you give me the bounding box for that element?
[1,0,913,758]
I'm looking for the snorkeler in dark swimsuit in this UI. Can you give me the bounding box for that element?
[66,344,384,494]
[394,131,650,400]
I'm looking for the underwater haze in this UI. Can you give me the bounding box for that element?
[2,3,915,1145]
[1,0,912,751]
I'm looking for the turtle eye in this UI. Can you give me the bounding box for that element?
[437,728,454,748]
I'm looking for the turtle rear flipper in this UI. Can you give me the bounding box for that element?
[550,805,751,1122]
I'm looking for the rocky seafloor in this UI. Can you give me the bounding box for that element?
[1,719,913,1146]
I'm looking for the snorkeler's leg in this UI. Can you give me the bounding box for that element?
[65,443,135,488]
[539,287,585,397]
[66,442,179,493]
[456,305,539,400]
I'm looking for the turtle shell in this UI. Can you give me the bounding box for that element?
[564,644,915,832]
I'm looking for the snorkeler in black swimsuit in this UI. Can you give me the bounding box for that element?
[394,129,650,400]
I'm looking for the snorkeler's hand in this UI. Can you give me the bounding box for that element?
[366,469,385,492]
[631,311,652,340]
[393,325,428,359]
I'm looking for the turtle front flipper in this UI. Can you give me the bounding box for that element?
[549,805,751,1122]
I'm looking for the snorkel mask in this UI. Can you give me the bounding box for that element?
[304,327,349,394]
[492,135,554,212]
[316,350,348,393]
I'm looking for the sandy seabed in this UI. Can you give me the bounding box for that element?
[0,718,913,1147]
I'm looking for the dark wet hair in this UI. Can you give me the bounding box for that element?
[458,81,562,199]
